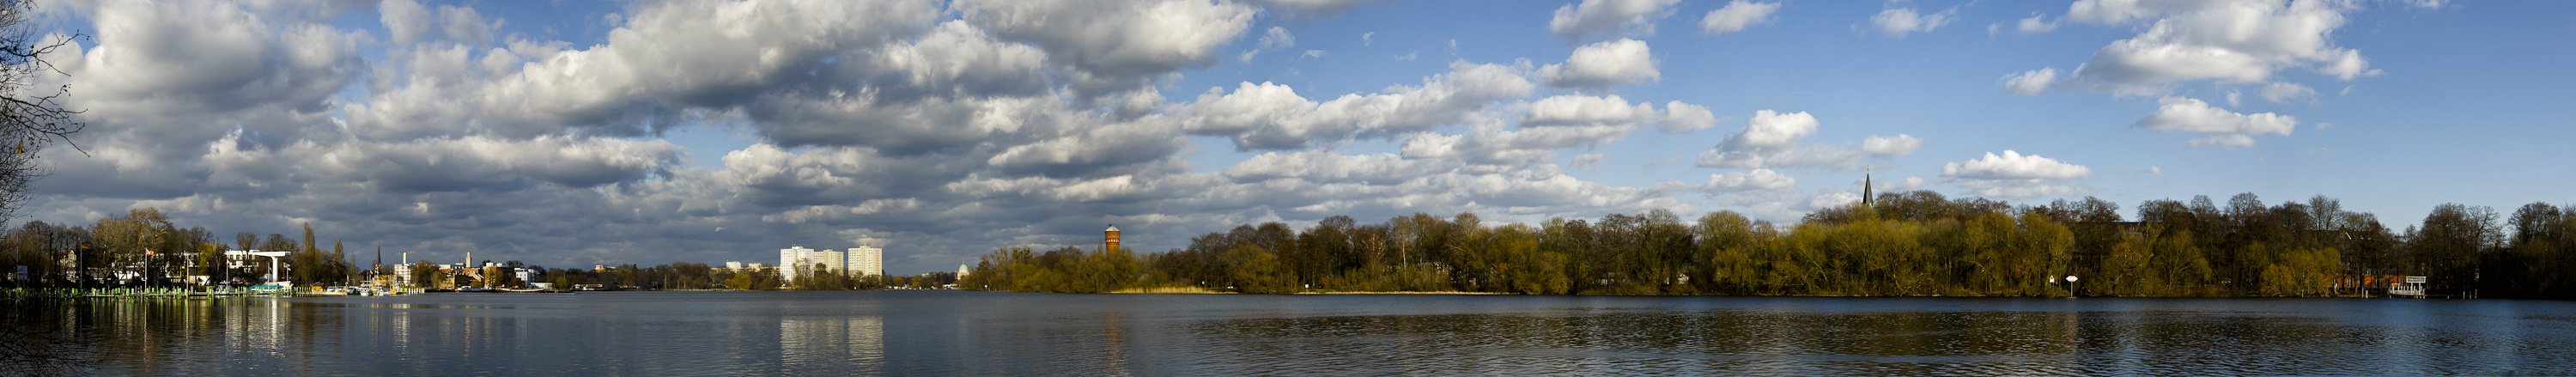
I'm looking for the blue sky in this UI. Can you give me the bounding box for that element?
[20,0,2572,275]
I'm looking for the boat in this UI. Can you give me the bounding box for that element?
[2389,276,2429,298]
[457,286,495,293]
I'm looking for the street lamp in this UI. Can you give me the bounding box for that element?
[2065,275,2081,297]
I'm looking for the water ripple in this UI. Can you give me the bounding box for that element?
[27,293,2576,376]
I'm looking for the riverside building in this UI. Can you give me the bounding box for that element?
[778,246,814,282]
[850,246,884,277]
[779,245,887,283]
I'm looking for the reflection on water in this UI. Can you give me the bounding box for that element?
[782,313,884,373]
[16,292,2576,375]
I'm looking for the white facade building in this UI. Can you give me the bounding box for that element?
[781,245,886,283]
[779,246,814,282]
[815,249,847,277]
[851,246,884,277]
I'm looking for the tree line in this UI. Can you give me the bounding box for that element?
[0,206,974,291]
[516,262,959,291]
[0,208,364,288]
[962,191,2576,299]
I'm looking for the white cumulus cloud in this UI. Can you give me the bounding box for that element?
[2260,82,2317,103]
[2002,68,2059,95]
[1523,94,1656,126]
[1941,150,2093,198]
[1695,110,1911,170]
[1722,110,1814,150]
[2133,96,2296,149]
[1698,1,1780,35]
[1659,100,1718,133]
[1539,39,1659,90]
[1521,95,1716,137]
[380,0,497,46]
[2186,135,2257,149]
[2017,14,2058,33]
[1869,7,1955,37]
[26,0,1980,277]
[1702,169,1797,193]
[1549,0,1682,41]
[1181,60,1536,150]
[2060,0,2385,95]
[1242,26,1297,62]
[962,0,1258,95]
[1942,150,2093,180]
[1862,135,1923,157]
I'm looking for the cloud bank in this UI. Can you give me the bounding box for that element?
[24,0,2168,276]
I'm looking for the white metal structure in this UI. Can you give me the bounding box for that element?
[225,250,290,284]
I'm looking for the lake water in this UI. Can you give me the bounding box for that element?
[12,291,2576,375]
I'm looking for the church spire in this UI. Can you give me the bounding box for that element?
[1862,164,1874,207]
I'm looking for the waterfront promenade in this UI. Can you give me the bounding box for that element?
[3,287,276,299]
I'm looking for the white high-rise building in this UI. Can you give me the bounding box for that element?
[781,245,884,282]
[851,246,884,277]
[779,246,814,282]
[814,249,847,277]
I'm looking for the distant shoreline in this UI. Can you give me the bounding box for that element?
[1098,287,1504,295]
[1098,290,1506,295]
[1303,291,1504,295]
[480,289,2461,298]
[999,289,2452,298]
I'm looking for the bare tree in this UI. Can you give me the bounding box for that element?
[0,3,81,370]
[0,0,84,225]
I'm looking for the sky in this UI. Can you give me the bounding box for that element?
[16,0,2573,275]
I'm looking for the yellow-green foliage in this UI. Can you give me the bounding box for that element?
[962,246,1142,293]
[2259,247,2339,296]
[968,204,2079,296]
[1735,210,2069,296]
[952,192,2533,298]
[2099,225,2212,296]
[2099,228,2156,296]
[1228,245,1292,294]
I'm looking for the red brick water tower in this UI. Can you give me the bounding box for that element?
[1103,224,1121,252]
